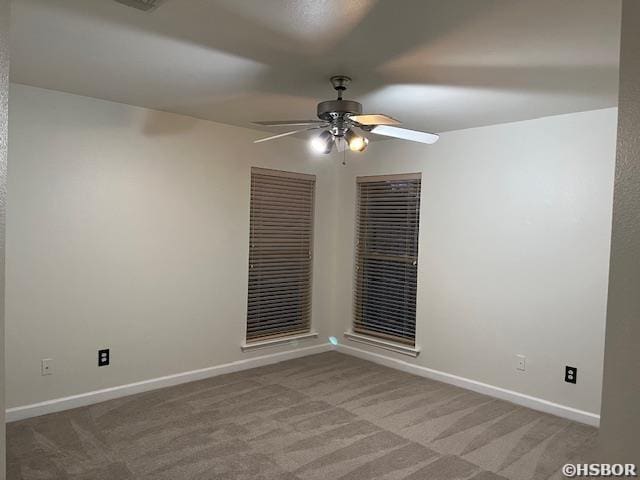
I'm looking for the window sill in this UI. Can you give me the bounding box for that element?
[344,331,420,357]
[241,332,318,352]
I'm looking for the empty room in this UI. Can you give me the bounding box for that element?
[0,0,639,478]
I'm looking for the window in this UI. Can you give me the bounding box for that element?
[352,173,421,348]
[245,167,315,344]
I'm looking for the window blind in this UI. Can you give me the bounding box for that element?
[353,173,421,346]
[246,167,315,343]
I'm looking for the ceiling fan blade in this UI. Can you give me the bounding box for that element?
[370,125,439,144]
[253,126,326,144]
[350,114,401,126]
[252,120,325,127]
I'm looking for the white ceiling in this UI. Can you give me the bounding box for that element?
[10,0,621,135]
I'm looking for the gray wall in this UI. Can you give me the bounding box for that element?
[0,0,8,476]
[597,0,640,463]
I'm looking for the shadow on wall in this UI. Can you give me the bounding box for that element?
[141,110,199,136]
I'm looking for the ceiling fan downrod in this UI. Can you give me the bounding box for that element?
[330,75,351,100]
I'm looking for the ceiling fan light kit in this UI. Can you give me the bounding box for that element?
[252,75,439,154]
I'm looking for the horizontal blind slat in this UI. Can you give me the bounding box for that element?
[247,316,311,330]
[352,326,415,345]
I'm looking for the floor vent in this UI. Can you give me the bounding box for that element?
[113,0,166,12]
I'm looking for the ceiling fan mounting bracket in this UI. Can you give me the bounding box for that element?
[330,75,351,91]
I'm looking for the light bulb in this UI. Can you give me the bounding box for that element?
[345,129,369,152]
[310,131,334,154]
[311,137,326,153]
[349,136,368,151]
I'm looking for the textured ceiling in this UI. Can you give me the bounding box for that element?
[10,0,621,136]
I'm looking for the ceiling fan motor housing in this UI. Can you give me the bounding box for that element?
[316,99,362,121]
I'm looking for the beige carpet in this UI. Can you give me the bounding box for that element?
[7,351,597,479]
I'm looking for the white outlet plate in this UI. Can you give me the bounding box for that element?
[41,358,53,376]
[516,354,526,372]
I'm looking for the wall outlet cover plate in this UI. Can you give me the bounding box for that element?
[98,349,110,367]
[516,354,526,372]
[565,366,577,384]
[41,358,53,376]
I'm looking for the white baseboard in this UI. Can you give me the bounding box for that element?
[6,343,332,423]
[7,342,599,427]
[336,344,600,427]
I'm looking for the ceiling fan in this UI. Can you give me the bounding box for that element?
[252,75,439,154]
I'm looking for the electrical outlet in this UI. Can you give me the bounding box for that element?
[565,366,577,384]
[98,349,110,367]
[41,358,53,376]
[516,354,526,372]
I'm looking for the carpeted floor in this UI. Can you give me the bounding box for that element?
[7,351,597,479]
